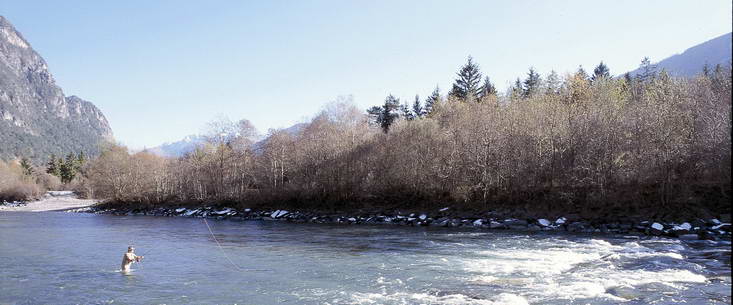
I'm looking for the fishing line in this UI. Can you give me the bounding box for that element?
[203,217,246,271]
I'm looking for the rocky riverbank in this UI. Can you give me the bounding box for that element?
[70,205,733,241]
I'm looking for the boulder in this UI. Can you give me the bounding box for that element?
[671,223,692,235]
[567,222,587,232]
[271,210,289,218]
[555,217,567,225]
[212,208,232,216]
[473,219,484,227]
[537,219,552,227]
[649,222,665,235]
[489,220,505,229]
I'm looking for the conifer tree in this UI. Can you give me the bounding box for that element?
[479,76,496,98]
[20,157,33,177]
[411,95,423,118]
[522,67,541,98]
[576,66,589,81]
[46,154,61,177]
[591,61,611,82]
[75,151,86,175]
[59,153,78,184]
[702,63,710,77]
[424,86,440,115]
[545,70,561,95]
[511,78,524,98]
[637,57,657,83]
[367,95,402,133]
[450,56,483,100]
[400,103,413,120]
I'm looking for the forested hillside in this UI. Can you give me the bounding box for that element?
[0,16,113,162]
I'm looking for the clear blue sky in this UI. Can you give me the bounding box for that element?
[2,1,731,149]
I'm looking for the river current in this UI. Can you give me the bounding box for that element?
[0,212,729,304]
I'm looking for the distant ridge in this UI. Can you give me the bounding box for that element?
[629,32,732,77]
[146,123,304,158]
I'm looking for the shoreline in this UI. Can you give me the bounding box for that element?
[69,204,732,242]
[0,193,98,212]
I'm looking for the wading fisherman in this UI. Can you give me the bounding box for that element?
[121,246,144,272]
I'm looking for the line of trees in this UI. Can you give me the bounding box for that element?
[79,59,731,217]
[0,152,88,201]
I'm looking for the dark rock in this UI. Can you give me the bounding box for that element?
[489,220,505,229]
[699,231,719,241]
[567,222,587,232]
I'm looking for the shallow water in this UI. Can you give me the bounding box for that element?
[0,212,729,305]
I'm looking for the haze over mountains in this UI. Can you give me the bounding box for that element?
[629,32,732,77]
[0,16,112,161]
[145,123,304,157]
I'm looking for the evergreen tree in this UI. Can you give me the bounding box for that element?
[545,70,561,95]
[411,95,423,118]
[367,106,383,125]
[59,153,78,184]
[636,57,657,83]
[511,78,524,98]
[400,103,413,120]
[424,86,440,115]
[576,65,589,80]
[46,154,61,177]
[366,95,402,133]
[591,61,610,82]
[20,157,33,177]
[479,76,496,98]
[450,56,483,100]
[75,151,86,175]
[522,67,541,97]
[702,63,710,77]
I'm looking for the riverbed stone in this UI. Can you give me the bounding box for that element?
[537,219,552,227]
[567,222,587,232]
[489,220,505,229]
[271,210,289,218]
[649,223,665,235]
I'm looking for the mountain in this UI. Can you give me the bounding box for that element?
[629,32,732,77]
[0,15,113,162]
[146,123,303,158]
[145,135,206,157]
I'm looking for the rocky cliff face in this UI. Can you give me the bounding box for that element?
[0,15,113,161]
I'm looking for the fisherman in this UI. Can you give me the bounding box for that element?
[121,246,143,272]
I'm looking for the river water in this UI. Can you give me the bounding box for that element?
[0,212,729,305]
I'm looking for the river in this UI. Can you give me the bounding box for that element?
[0,212,730,304]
